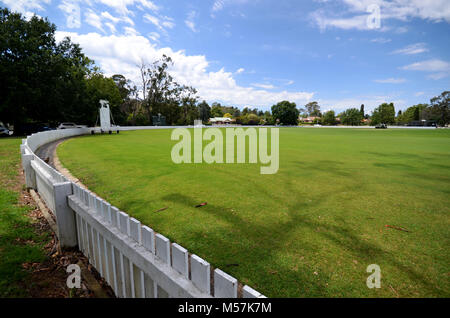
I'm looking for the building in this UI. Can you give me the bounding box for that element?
[209,117,236,125]
[299,116,321,123]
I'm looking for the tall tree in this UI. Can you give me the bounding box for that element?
[397,104,427,124]
[211,104,224,117]
[305,101,321,117]
[198,100,211,122]
[141,54,197,125]
[371,103,395,125]
[426,91,449,126]
[271,101,299,125]
[0,8,94,129]
[322,110,337,126]
[340,108,362,126]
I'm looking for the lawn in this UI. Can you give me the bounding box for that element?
[0,138,49,297]
[57,128,450,297]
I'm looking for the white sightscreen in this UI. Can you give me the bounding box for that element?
[99,101,111,131]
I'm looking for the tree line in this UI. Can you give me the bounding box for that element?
[311,95,448,127]
[1,7,448,131]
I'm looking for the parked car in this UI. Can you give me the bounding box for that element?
[57,122,77,129]
[14,123,53,136]
[57,122,87,129]
[375,124,388,129]
[0,124,10,137]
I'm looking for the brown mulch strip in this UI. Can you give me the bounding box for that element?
[16,165,114,298]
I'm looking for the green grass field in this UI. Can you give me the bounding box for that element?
[57,128,450,297]
[0,138,49,297]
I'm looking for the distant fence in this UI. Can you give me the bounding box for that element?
[20,128,265,298]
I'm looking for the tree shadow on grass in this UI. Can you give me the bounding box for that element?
[294,160,353,177]
[161,178,443,297]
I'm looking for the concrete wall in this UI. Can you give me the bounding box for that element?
[20,128,265,298]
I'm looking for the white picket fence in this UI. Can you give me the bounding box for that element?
[20,128,265,298]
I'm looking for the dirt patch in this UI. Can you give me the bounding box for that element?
[16,162,114,298]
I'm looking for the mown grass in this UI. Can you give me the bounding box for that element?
[57,128,450,297]
[0,138,49,297]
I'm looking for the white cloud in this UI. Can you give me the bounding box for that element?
[414,91,424,96]
[148,32,160,42]
[100,11,134,26]
[235,68,245,74]
[252,83,276,89]
[144,13,175,31]
[138,0,159,11]
[105,22,116,33]
[395,26,408,34]
[342,0,450,22]
[401,59,450,80]
[311,11,372,31]
[85,9,104,32]
[391,43,428,55]
[185,10,198,33]
[124,26,139,36]
[211,0,251,15]
[101,11,120,24]
[311,0,450,32]
[185,20,196,32]
[1,0,50,15]
[144,14,159,27]
[401,59,450,72]
[374,78,406,84]
[212,0,226,12]
[161,18,175,29]
[58,0,81,29]
[427,72,448,80]
[371,37,391,43]
[54,31,314,107]
[97,0,159,16]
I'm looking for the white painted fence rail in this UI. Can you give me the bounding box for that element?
[20,128,265,298]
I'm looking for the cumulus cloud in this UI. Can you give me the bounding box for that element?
[55,31,314,107]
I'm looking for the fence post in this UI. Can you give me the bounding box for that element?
[22,154,36,189]
[53,182,78,248]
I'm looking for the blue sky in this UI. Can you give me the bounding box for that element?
[2,0,450,113]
